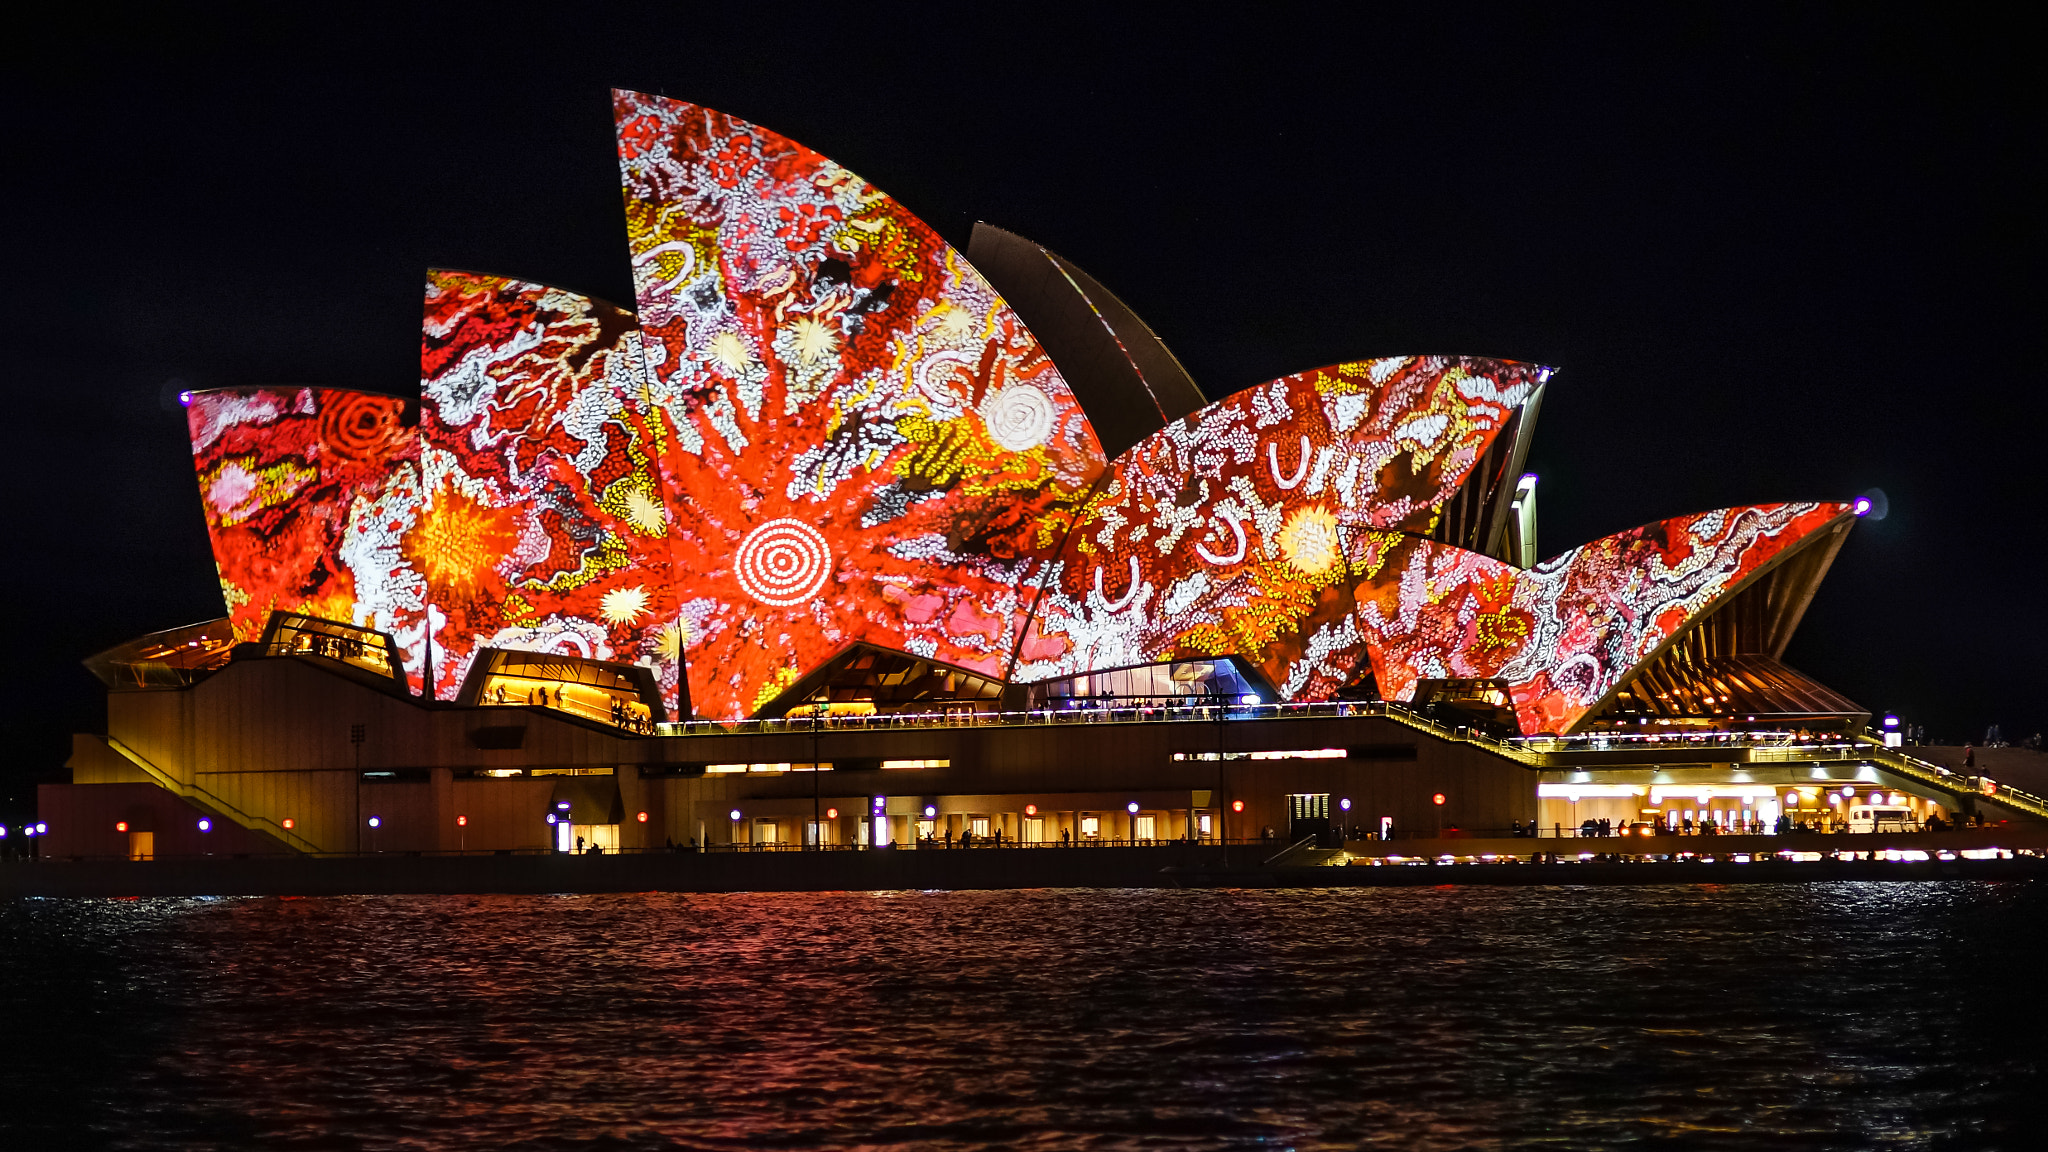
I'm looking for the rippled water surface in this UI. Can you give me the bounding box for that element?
[4,883,2046,1150]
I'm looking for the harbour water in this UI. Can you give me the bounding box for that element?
[4,883,2042,1150]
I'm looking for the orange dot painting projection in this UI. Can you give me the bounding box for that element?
[1011,358,1546,701]
[414,271,684,712]
[184,387,427,687]
[613,91,1107,719]
[1351,502,1855,735]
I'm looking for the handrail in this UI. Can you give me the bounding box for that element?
[649,699,1548,765]
[102,737,316,855]
[1262,835,1321,867]
[1849,736,2048,820]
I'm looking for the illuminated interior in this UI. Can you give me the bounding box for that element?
[262,613,403,685]
[771,645,1005,718]
[83,618,237,691]
[471,650,661,731]
[1036,659,1260,707]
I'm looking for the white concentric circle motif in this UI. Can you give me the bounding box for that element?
[982,384,1056,452]
[733,518,832,607]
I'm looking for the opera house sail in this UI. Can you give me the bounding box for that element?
[159,92,1872,740]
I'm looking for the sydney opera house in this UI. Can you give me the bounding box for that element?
[37,92,2033,863]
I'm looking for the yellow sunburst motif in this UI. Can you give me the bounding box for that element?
[931,304,976,342]
[402,484,519,599]
[655,620,686,662]
[600,585,650,625]
[1276,505,1343,576]
[708,331,754,373]
[622,488,667,535]
[789,316,838,365]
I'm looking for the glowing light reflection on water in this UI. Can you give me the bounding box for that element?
[3,883,2043,1150]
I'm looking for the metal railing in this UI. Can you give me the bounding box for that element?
[1848,736,2048,820]
[650,699,1546,764]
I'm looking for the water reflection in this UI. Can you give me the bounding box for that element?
[3,884,2045,1149]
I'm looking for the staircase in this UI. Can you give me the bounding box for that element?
[101,736,308,854]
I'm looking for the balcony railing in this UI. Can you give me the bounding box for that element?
[652,699,1546,762]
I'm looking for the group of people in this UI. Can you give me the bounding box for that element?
[607,697,653,733]
[487,681,654,733]
[494,683,559,708]
[297,632,369,663]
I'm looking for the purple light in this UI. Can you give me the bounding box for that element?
[546,813,557,824]
[729,809,742,821]
[1126,801,1140,814]
[197,819,211,832]
[1340,798,1352,811]
[367,816,380,828]
[1853,497,1872,516]
[178,391,194,406]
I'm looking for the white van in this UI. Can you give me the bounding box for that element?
[1848,806,1917,833]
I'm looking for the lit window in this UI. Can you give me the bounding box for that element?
[1080,816,1100,839]
[881,759,950,769]
[970,817,991,838]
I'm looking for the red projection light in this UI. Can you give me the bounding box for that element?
[1025,804,1038,816]
[1018,357,1543,698]
[1352,503,1848,736]
[1232,800,1245,813]
[282,818,295,830]
[456,815,467,827]
[1432,793,1447,806]
[417,274,682,710]
[613,93,1108,720]
[115,821,128,833]
[826,807,839,819]
[636,811,649,823]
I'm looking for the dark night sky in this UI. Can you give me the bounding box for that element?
[4,6,2041,814]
